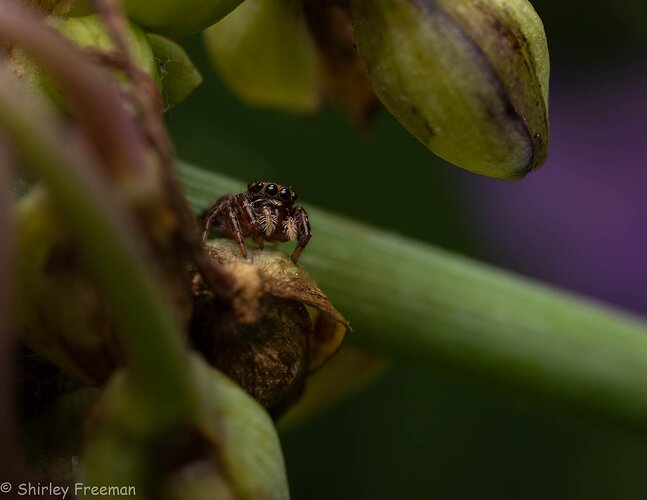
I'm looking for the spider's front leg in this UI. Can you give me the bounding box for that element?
[290,207,311,263]
[201,194,231,242]
[203,195,249,258]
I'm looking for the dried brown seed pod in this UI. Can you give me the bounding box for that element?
[190,239,349,416]
[303,0,379,126]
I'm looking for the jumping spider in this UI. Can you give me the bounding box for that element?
[202,181,312,263]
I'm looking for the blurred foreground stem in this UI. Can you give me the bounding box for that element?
[0,77,195,432]
[180,162,647,429]
[0,139,20,477]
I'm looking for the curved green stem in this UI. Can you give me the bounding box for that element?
[179,161,647,429]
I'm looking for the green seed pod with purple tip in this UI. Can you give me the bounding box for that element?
[350,0,550,179]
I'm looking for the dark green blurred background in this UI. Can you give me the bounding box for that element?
[166,1,647,497]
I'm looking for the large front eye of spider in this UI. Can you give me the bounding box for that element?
[265,184,279,197]
[248,181,264,193]
[279,187,291,202]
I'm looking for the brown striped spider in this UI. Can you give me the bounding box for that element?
[202,181,312,263]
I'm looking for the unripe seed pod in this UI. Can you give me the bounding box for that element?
[203,0,320,113]
[123,0,245,37]
[350,0,550,179]
[146,34,203,109]
[7,14,159,106]
[50,14,159,84]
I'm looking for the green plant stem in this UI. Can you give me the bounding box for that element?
[0,76,195,432]
[179,162,647,428]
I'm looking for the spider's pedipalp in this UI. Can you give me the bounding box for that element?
[290,207,311,263]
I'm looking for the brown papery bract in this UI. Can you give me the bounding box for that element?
[191,240,349,417]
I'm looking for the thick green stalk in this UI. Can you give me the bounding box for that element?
[0,77,195,432]
[179,162,647,428]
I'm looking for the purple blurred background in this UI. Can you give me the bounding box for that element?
[463,66,647,314]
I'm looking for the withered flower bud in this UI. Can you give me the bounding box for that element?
[191,240,348,416]
[303,0,379,125]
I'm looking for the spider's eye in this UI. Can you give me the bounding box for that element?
[265,183,278,197]
[248,181,263,193]
[279,187,291,201]
[292,191,298,202]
